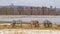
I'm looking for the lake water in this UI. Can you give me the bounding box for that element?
[0,17,60,24]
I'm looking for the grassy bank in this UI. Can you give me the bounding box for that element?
[0,25,60,30]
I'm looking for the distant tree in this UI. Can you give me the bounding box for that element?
[0,7,8,15]
[0,8,2,15]
[17,7,24,15]
[30,7,33,15]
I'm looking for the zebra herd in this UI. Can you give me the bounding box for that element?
[11,20,52,28]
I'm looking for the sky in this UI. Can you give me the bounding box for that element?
[0,17,60,24]
[0,0,60,8]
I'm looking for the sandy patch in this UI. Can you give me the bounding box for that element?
[0,29,60,34]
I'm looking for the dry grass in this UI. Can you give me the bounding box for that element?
[0,24,60,30]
